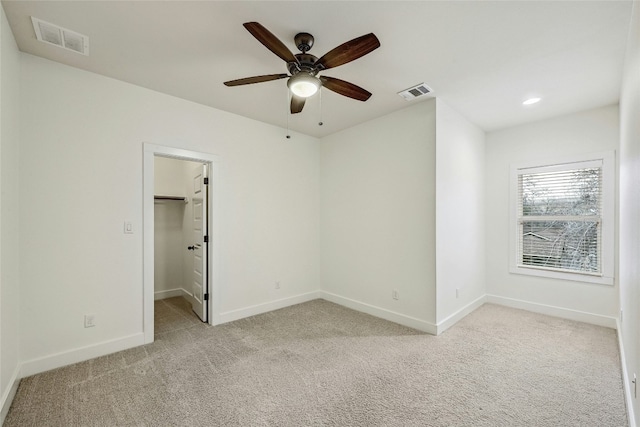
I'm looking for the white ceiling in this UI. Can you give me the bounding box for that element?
[1,1,633,138]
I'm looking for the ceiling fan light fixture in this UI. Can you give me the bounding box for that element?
[288,73,320,98]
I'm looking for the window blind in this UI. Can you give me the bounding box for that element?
[517,162,602,275]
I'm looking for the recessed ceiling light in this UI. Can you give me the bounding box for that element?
[523,97,541,106]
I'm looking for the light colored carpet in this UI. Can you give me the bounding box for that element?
[5,298,627,426]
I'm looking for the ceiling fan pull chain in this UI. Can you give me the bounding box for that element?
[318,89,323,126]
[286,89,291,139]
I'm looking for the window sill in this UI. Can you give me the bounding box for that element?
[509,265,614,286]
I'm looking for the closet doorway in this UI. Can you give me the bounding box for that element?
[154,157,209,323]
[143,144,219,344]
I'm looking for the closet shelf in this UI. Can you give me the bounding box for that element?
[154,195,188,203]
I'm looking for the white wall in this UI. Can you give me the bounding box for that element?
[154,200,185,295]
[18,54,320,365]
[618,1,640,423]
[154,156,190,198]
[320,100,437,330]
[485,105,619,323]
[435,99,485,325]
[0,5,21,421]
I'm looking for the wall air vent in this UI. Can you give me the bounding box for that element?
[31,17,89,56]
[397,83,433,101]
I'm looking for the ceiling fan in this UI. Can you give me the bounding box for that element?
[224,22,380,114]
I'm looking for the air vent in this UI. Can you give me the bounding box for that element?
[31,17,89,56]
[397,83,433,101]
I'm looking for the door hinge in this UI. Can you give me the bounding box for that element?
[204,293,209,301]
[204,235,209,243]
[204,177,209,185]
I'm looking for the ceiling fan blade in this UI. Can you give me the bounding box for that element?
[224,74,288,86]
[314,33,380,70]
[320,76,372,101]
[290,95,306,114]
[243,22,299,64]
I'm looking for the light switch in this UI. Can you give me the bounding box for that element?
[124,221,133,234]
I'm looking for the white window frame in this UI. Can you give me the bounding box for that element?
[509,151,615,285]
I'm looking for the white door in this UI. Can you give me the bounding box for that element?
[189,164,208,321]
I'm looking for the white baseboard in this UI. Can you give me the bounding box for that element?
[319,291,437,334]
[436,295,487,335]
[154,288,191,300]
[20,333,145,378]
[486,294,617,329]
[0,364,21,425]
[617,319,637,427]
[217,291,322,324]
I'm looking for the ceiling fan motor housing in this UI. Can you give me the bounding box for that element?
[294,32,314,53]
[288,53,319,75]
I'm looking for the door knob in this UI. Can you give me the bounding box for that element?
[187,246,196,250]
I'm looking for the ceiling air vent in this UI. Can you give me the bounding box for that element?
[31,17,89,56]
[397,83,433,101]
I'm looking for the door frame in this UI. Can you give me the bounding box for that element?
[143,143,220,344]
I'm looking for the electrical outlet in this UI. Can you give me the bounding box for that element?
[84,314,96,328]
[620,309,624,323]
[456,288,460,299]
[633,373,637,398]
[275,281,281,290]
[392,290,399,300]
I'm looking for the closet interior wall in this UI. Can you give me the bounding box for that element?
[154,156,202,304]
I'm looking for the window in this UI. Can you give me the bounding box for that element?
[510,152,614,285]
